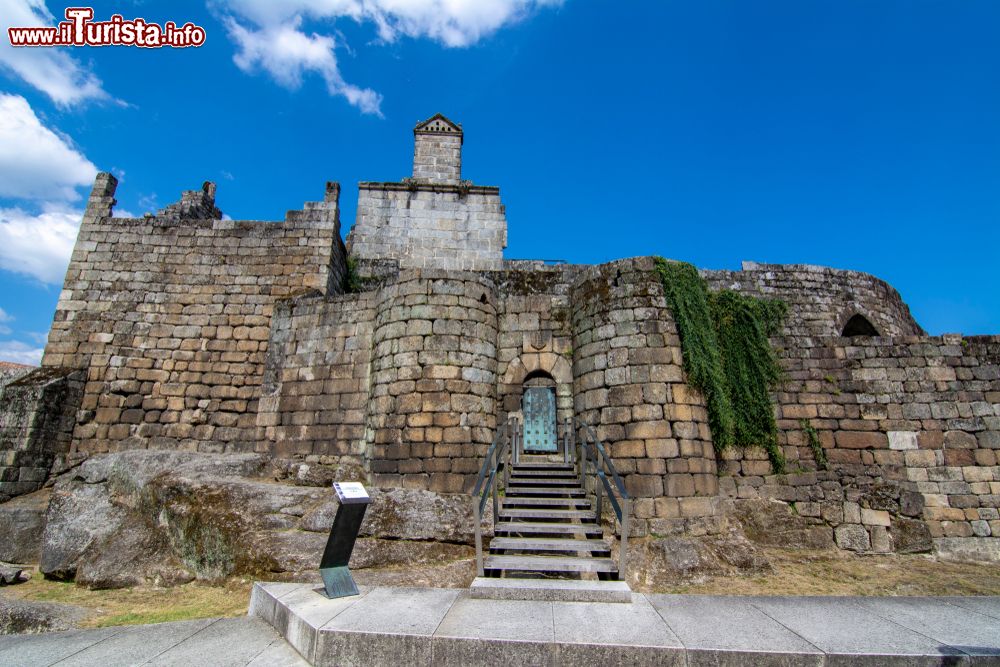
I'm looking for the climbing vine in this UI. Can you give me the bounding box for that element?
[800,419,828,470]
[654,258,787,472]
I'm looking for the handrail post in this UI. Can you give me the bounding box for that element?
[562,418,569,464]
[491,434,501,529]
[512,417,520,465]
[473,497,483,576]
[503,422,511,492]
[620,497,631,582]
[595,466,603,522]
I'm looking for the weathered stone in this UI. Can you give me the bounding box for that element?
[0,597,90,635]
[834,524,871,552]
[733,499,834,549]
[889,517,933,554]
[0,489,49,563]
[627,532,772,588]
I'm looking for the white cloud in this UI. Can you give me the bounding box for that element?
[0,339,43,365]
[225,17,383,115]
[0,205,80,283]
[218,0,561,112]
[0,0,109,106]
[0,307,11,335]
[0,94,98,201]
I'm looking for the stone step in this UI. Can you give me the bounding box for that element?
[469,577,633,603]
[484,554,618,574]
[495,521,603,536]
[501,496,590,507]
[489,537,610,552]
[499,508,597,520]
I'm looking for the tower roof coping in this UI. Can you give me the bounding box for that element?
[414,113,463,142]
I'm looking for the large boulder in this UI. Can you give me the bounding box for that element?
[0,489,49,563]
[38,450,479,589]
[0,597,90,635]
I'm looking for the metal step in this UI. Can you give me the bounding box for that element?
[507,478,583,486]
[508,469,577,477]
[499,508,597,520]
[484,555,618,574]
[495,522,603,536]
[501,497,590,507]
[504,487,585,496]
[510,462,575,471]
[489,537,610,552]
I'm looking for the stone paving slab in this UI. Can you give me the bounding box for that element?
[251,583,1000,666]
[0,616,309,667]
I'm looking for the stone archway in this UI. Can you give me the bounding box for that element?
[499,351,574,427]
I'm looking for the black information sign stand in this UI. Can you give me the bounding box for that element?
[319,482,370,599]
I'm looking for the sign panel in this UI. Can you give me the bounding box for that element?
[334,482,370,504]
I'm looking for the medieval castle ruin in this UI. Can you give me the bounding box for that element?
[1,114,998,589]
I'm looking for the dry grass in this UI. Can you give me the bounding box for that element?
[661,547,1000,597]
[1,576,252,628]
[4,550,999,630]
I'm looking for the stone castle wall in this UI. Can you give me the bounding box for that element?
[40,173,347,455]
[3,117,998,563]
[571,258,721,535]
[720,333,1000,559]
[0,368,83,500]
[348,183,507,271]
[367,271,498,493]
[258,291,376,466]
[704,261,923,338]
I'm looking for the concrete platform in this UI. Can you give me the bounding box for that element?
[0,616,309,667]
[251,582,1000,666]
[469,576,632,603]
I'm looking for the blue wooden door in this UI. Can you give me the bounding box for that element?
[522,387,557,452]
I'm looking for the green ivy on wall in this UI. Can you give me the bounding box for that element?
[654,258,788,472]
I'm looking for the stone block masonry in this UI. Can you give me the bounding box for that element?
[720,332,1000,558]
[40,173,347,455]
[0,368,83,501]
[347,114,507,271]
[366,271,498,493]
[4,113,998,564]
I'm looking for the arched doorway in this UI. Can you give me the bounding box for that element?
[522,370,557,452]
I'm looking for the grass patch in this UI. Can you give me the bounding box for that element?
[1,577,252,628]
[660,547,1000,596]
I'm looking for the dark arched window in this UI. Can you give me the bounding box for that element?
[842,314,879,337]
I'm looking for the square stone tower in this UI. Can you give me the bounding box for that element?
[412,114,463,184]
[347,113,508,271]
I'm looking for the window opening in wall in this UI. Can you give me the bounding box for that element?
[842,314,880,337]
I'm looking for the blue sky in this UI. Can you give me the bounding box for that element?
[0,0,997,363]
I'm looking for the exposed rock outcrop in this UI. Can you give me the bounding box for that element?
[37,451,477,589]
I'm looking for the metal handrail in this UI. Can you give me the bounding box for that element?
[573,417,632,580]
[471,418,514,577]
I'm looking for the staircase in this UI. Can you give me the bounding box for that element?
[485,459,619,579]
[471,419,633,603]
